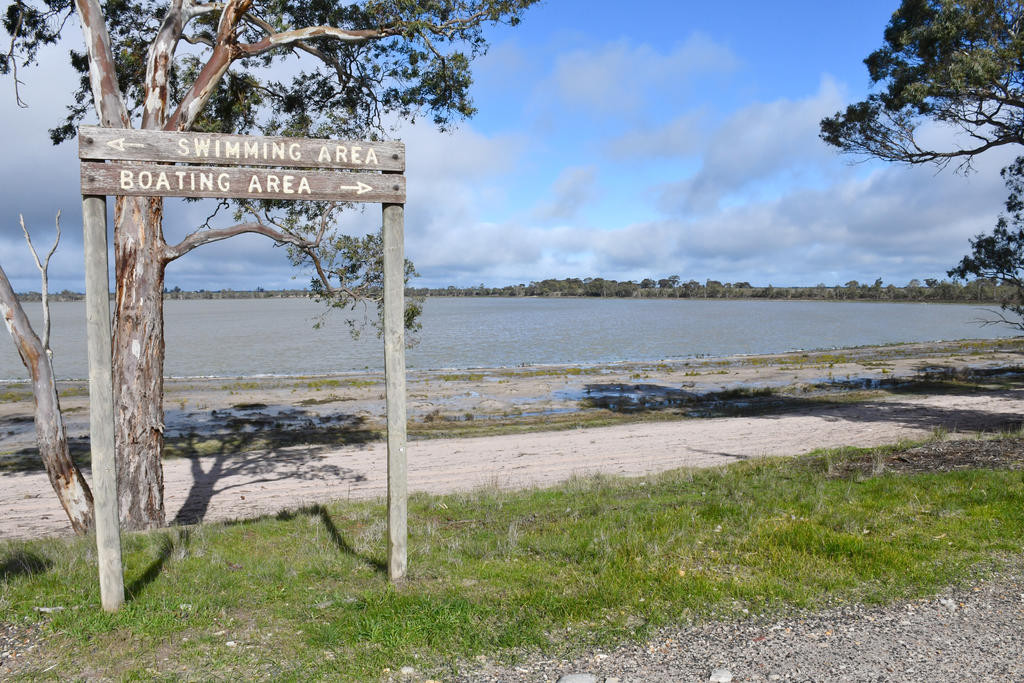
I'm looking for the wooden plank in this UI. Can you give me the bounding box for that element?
[82,194,124,612]
[79,126,405,172]
[81,161,406,203]
[382,199,408,582]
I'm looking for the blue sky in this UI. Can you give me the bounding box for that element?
[0,0,1014,291]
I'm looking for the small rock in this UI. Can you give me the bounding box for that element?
[556,675,598,683]
[768,676,782,681]
[399,666,416,677]
[709,669,733,683]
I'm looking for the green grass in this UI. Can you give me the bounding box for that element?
[437,367,606,382]
[439,372,486,382]
[57,384,88,398]
[304,378,376,391]
[0,389,31,403]
[2,441,1023,680]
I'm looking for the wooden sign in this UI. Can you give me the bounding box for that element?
[79,124,410,612]
[78,126,405,203]
[79,125,405,172]
[81,161,405,202]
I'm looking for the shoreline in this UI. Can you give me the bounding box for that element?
[4,337,1024,461]
[1,331,1016,386]
[4,336,1024,538]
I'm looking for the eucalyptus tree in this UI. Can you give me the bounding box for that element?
[2,0,538,529]
[820,0,1024,170]
[950,157,1024,327]
[821,0,1024,324]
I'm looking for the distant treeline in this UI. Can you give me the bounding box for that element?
[16,287,311,302]
[410,277,1016,303]
[16,277,1016,304]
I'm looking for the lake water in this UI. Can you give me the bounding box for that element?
[0,297,1017,381]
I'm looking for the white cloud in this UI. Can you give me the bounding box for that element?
[402,120,526,179]
[532,166,597,221]
[2,25,1017,296]
[610,110,707,159]
[659,148,1012,284]
[405,139,1014,288]
[659,77,847,213]
[549,34,740,115]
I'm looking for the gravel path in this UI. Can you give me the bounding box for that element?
[452,566,1024,682]
[5,565,1021,680]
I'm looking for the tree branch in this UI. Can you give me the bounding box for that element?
[237,24,401,57]
[163,0,253,131]
[73,0,130,128]
[142,0,188,129]
[164,221,311,261]
[969,307,1024,331]
[181,33,215,47]
[1,214,95,535]
[192,2,227,16]
[241,14,350,84]
[20,211,61,351]
[5,4,28,108]
[234,9,500,59]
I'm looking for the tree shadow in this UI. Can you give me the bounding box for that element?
[274,504,386,575]
[125,505,385,597]
[171,447,369,526]
[0,550,53,580]
[894,365,1024,395]
[164,407,380,456]
[576,371,1024,438]
[126,529,190,600]
[3,406,379,474]
[579,383,698,413]
[579,382,791,416]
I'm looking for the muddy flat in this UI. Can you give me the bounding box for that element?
[2,338,1024,538]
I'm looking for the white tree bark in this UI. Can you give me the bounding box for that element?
[0,218,95,534]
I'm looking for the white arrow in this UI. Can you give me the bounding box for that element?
[339,180,373,195]
[106,137,145,152]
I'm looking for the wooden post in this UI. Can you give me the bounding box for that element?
[82,194,124,611]
[77,127,406,591]
[382,199,407,581]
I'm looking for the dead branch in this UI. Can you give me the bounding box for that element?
[969,307,1024,331]
[6,4,27,107]
[0,212,94,533]
[20,211,61,351]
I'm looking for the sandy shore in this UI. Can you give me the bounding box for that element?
[2,338,1024,539]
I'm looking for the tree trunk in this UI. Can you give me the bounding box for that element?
[112,195,168,530]
[0,267,95,534]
